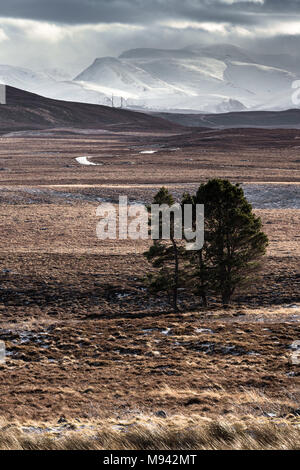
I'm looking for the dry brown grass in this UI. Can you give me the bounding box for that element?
[1,309,300,422]
[0,130,299,449]
[0,415,299,450]
[0,129,300,186]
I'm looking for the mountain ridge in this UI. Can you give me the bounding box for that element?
[74,44,299,112]
[0,86,182,133]
[0,44,299,113]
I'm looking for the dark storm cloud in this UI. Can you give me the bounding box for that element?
[0,0,299,74]
[0,0,299,26]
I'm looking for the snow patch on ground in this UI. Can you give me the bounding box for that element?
[75,156,101,166]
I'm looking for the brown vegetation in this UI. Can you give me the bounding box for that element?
[1,415,300,450]
[0,126,299,449]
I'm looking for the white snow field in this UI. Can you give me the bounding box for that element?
[0,44,299,112]
[0,64,108,106]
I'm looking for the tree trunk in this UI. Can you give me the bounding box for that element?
[201,294,208,308]
[221,292,231,307]
[198,249,208,307]
[171,237,179,312]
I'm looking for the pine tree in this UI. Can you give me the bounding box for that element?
[144,187,183,312]
[194,179,268,306]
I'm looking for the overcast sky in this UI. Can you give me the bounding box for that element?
[0,0,299,76]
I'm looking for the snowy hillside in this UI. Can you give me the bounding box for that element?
[74,45,298,112]
[0,64,109,106]
[0,44,298,112]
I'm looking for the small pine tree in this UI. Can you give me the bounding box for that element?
[195,179,268,306]
[144,187,183,312]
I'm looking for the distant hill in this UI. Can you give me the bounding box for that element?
[0,86,182,133]
[151,109,300,129]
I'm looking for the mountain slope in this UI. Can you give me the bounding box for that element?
[0,44,298,113]
[151,108,300,129]
[0,64,109,106]
[74,45,298,112]
[0,86,182,133]
[75,57,180,96]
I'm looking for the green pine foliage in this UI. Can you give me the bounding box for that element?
[144,180,268,309]
[186,179,268,306]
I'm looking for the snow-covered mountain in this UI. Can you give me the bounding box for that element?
[74,44,299,112]
[0,64,109,106]
[0,44,299,113]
